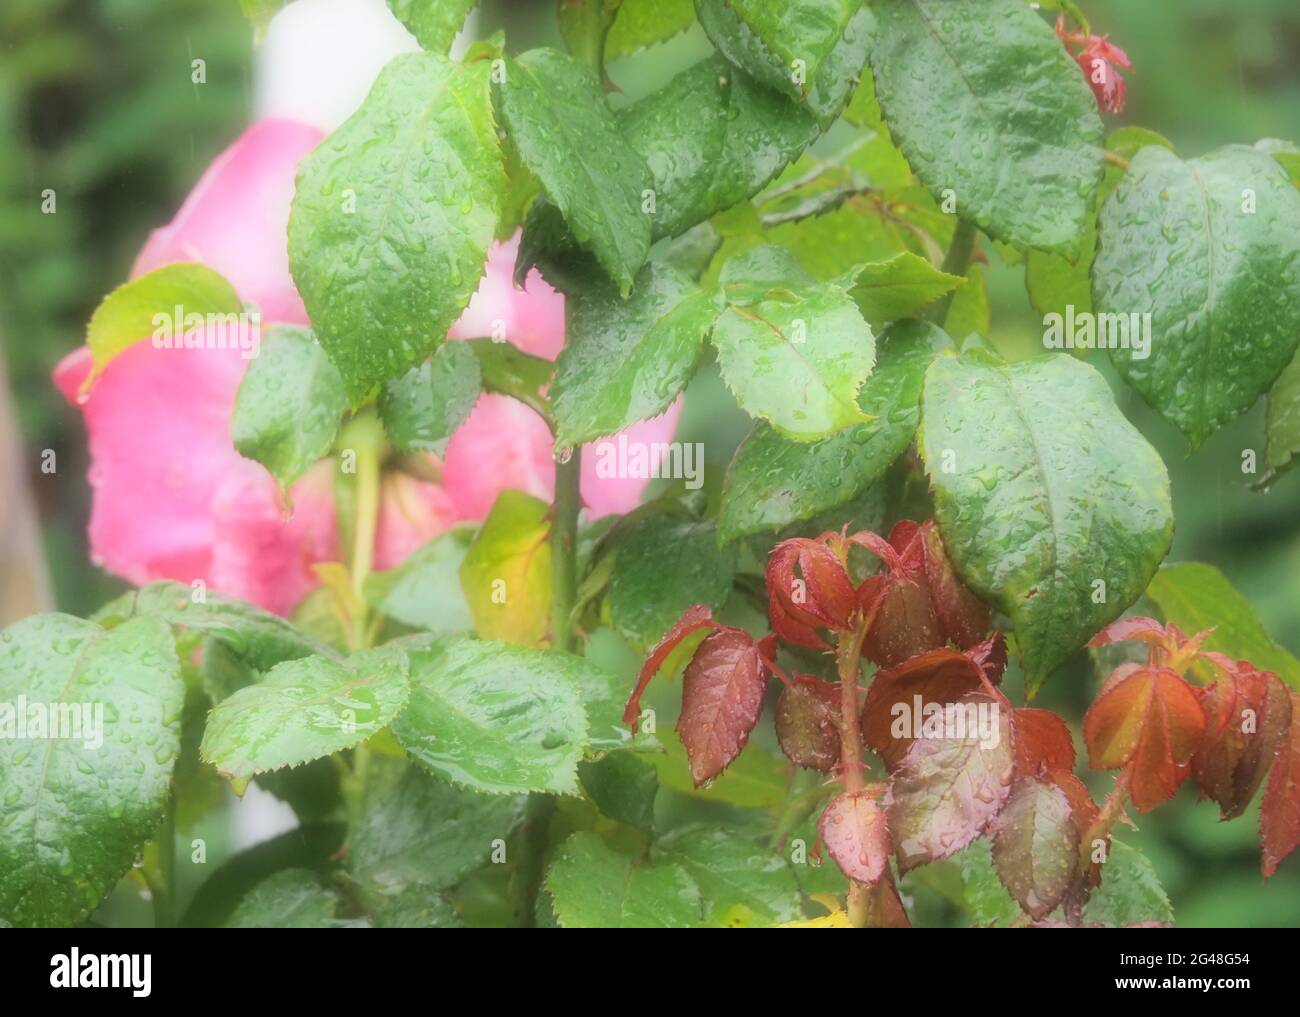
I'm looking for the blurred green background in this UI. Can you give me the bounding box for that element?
[1,0,1298,926]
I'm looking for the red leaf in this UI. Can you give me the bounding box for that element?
[1047,768,1102,889]
[1088,615,1169,649]
[886,694,1014,871]
[677,628,767,786]
[862,646,989,770]
[991,777,1081,920]
[1012,707,1076,778]
[862,576,941,668]
[1194,663,1292,819]
[1083,667,1206,812]
[622,604,717,731]
[775,676,841,772]
[1261,691,1300,877]
[764,538,855,642]
[920,521,990,649]
[819,788,891,885]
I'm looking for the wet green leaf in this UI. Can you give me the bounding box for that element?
[379,340,481,455]
[0,615,183,927]
[232,325,347,490]
[223,868,343,928]
[459,491,551,646]
[547,832,703,928]
[385,0,477,53]
[365,527,476,634]
[288,53,505,402]
[1093,145,1300,446]
[653,827,802,924]
[920,353,1173,690]
[870,0,1102,256]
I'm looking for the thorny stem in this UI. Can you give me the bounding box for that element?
[929,217,978,326]
[550,447,582,654]
[1079,765,1134,879]
[517,447,583,925]
[836,615,872,927]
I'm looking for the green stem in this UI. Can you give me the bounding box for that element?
[929,217,978,326]
[337,412,385,650]
[154,793,176,928]
[515,793,558,928]
[557,0,616,79]
[550,447,582,653]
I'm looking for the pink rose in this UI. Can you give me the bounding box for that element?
[56,118,682,615]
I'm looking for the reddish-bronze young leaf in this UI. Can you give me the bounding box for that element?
[886,694,1013,871]
[765,537,855,646]
[1194,663,1292,819]
[1047,767,1102,888]
[677,627,767,786]
[622,603,718,732]
[819,788,891,885]
[863,575,942,667]
[775,675,841,772]
[991,776,1081,920]
[1261,691,1300,877]
[921,520,990,649]
[1083,667,1206,812]
[1012,707,1077,778]
[862,646,989,770]
[1088,616,1213,675]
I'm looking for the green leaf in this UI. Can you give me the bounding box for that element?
[578,750,659,831]
[464,338,554,418]
[0,615,183,927]
[94,581,333,672]
[870,0,1103,255]
[85,263,243,387]
[920,352,1173,691]
[1093,145,1300,447]
[711,260,876,441]
[1257,138,1300,187]
[385,0,477,52]
[378,340,481,455]
[459,490,552,646]
[200,647,411,787]
[958,839,1022,928]
[849,252,964,325]
[697,0,863,97]
[349,765,527,893]
[607,0,696,59]
[695,1,872,124]
[653,827,802,925]
[240,0,288,38]
[288,53,505,403]
[1026,127,1174,325]
[391,637,590,794]
[552,261,720,447]
[364,526,476,634]
[651,736,789,808]
[496,48,651,294]
[547,832,703,928]
[223,868,343,929]
[1083,840,1174,927]
[718,318,952,544]
[1145,562,1300,691]
[619,55,821,241]
[373,885,463,927]
[232,325,347,490]
[609,515,736,646]
[1261,347,1300,487]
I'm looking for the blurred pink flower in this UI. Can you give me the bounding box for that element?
[56,118,682,614]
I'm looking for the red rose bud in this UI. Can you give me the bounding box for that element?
[765,536,857,648]
[853,520,990,667]
[1056,15,1133,115]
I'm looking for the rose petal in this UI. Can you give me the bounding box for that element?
[132,118,324,326]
